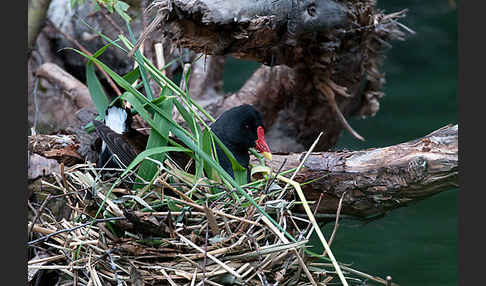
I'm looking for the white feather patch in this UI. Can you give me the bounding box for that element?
[104,107,127,134]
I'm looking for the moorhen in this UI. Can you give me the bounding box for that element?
[93,104,272,179]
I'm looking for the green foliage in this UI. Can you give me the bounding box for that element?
[135,96,173,184]
[76,19,295,244]
[71,0,131,22]
[85,44,111,118]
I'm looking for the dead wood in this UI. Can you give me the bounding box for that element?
[28,134,84,166]
[251,124,458,218]
[28,152,61,181]
[144,0,410,152]
[35,62,94,109]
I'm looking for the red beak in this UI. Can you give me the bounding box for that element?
[255,126,272,160]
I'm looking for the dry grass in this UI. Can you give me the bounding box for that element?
[27,157,398,286]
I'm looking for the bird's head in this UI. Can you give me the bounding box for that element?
[214,104,272,161]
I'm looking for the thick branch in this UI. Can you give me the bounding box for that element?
[252,124,458,218]
[154,0,349,66]
[35,63,94,109]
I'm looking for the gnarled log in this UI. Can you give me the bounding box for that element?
[251,124,458,219]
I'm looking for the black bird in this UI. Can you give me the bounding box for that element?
[93,104,272,179]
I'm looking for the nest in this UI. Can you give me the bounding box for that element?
[27,161,395,285]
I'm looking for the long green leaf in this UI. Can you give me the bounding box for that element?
[74,48,296,244]
[118,35,216,123]
[85,42,114,118]
[172,99,205,182]
[136,97,174,183]
[209,132,247,186]
[124,146,190,175]
[201,128,218,181]
[70,48,196,142]
[126,22,153,100]
[86,61,109,118]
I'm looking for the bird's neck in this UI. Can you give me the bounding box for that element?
[222,140,250,165]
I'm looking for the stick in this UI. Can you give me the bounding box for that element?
[177,233,243,280]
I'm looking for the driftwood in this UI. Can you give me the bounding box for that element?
[252,124,458,219]
[146,0,349,66]
[28,124,458,219]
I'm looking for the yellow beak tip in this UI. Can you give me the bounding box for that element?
[263,152,272,161]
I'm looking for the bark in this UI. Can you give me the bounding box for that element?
[35,63,94,109]
[28,152,60,181]
[153,0,349,66]
[251,124,458,219]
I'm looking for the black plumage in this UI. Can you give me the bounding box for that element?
[94,104,271,178]
[210,104,265,178]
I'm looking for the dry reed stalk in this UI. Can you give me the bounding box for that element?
[28,149,398,286]
[166,195,261,226]
[177,233,242,279]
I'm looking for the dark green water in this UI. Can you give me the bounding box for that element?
[223,0,457,285]
[327,1,458,285]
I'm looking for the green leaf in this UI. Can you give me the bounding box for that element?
[114,1,131,22]
[172,100,200,138]
[201,129,218,181]
[210,133,248,186]
[123,146,191,176]
[122,66,140,85]
[118,35,216,123]
[125,24,152,99]
[86,62,109,118]
[136,98,174,184]
[172,97,205,182]
[85,42,114,118]
[70,48,195,142]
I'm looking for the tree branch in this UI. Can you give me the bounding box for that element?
[252,124,458,219]
[35,62,94,109]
